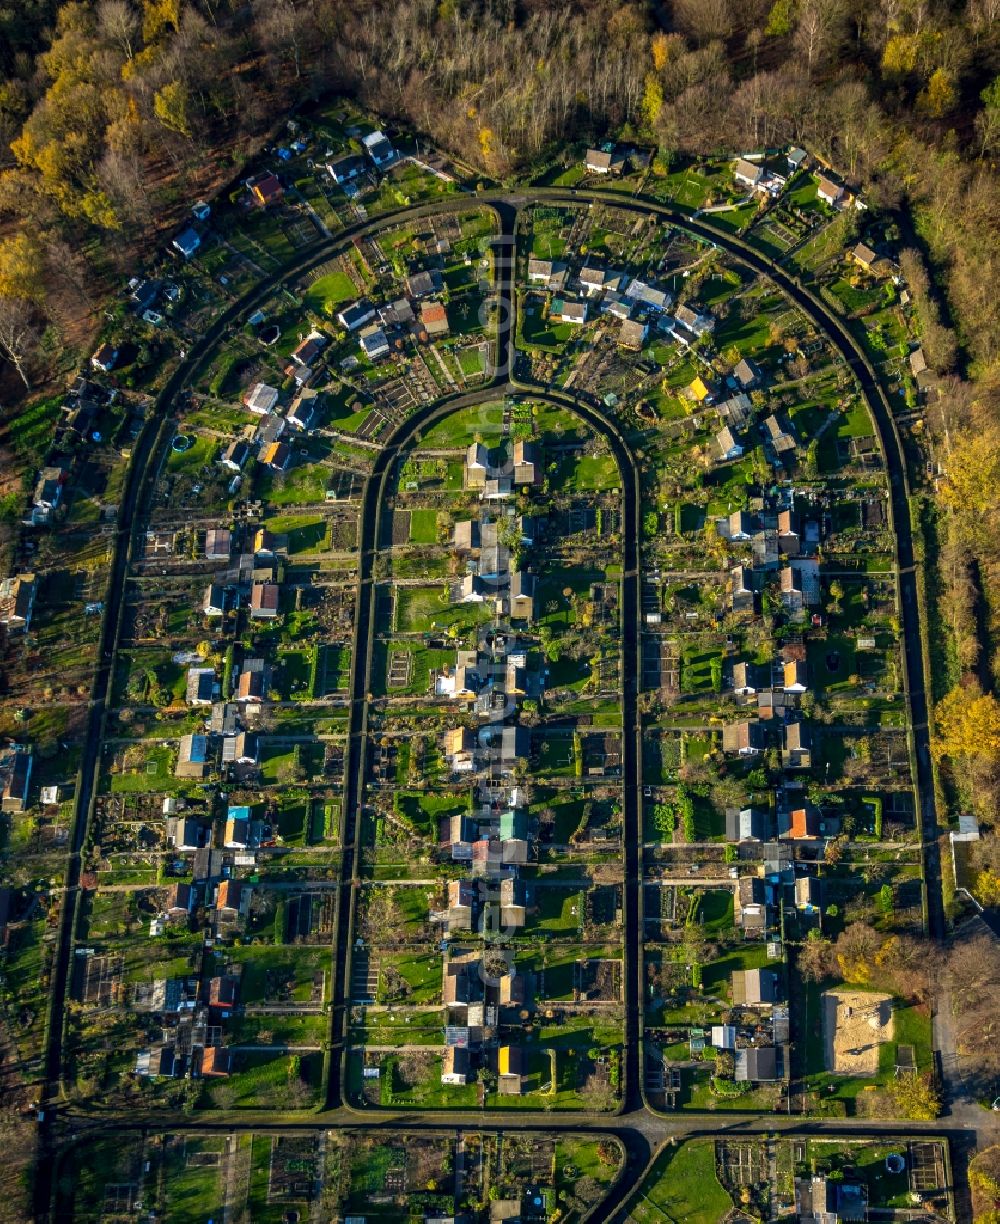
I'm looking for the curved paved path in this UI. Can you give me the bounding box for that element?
[329,382,641,1116]
[35,185,961,1222]
[534,186,943,941]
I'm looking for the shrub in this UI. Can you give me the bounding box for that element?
[307,644,322,698]
[712,1076,752,1096]
[677,784,695,841]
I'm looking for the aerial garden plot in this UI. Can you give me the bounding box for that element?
[57,1126,624,1223]
[628,1135,954,1224]
[347,394,628,1110]
[0,101,957,1224]
[66,485,357,1109]
[576,191,929,1118]
[502,184,930,1120]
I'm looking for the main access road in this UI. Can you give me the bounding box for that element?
[35,185,956,1222]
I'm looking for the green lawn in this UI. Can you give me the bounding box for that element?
[408,508,439,544]
[446,291,486,335]
[677,503,705,533]
[259,743,322,786]
[535,886,584,933]
[257,461,330,506]
[380,951,443,1004]
[708,202,758,233]
[106,744,194,795]
[693,889,733,936]
[278,647,311,698]
[417,401,504,447]
[532,400,586,442]
[318,643,351,693]
[167,433,217,474]
[837,401,875,438]
[531,233,568,258]
[546,654,589,690]
[537,569,604,629]
[304,270,359,314]
[275,793,310,843]
[394,790,466,839]
[266,513,328,553]
[552,453,620,492]
[353,1052,480,1109]
[556,1136,620,1187]
[163,1138,225,1223]
[228,944,329,1000]
[683,733,715,762]
[521,306,574,350]
[395,584,492,634]
[200,1050,323,1110]
[681,646,722,694]
[656,168,723,211]
[807,635,859,693]
[701,944,779,997]
[881,1001,933,1077]
[788,177,820,207]
[457,346,484,377]
[632,1141,731,1224]
[829,277,883,316]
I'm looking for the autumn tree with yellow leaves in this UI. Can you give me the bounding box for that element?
[939,427,1000,540]
[0,235,45,305]
[828,924,938,1003]
[153,81,191,138]
[933,683,1000,766]
[651,32,670,73]
[921,68,958,118]
[887,1072,941,1120]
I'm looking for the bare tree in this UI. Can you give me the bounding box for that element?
[97,0,139,62]
[97,147,154,231]
[674,0,734,44]
[795,0,846,76]
[947,934,1000,1092]
[968,0,1000,39]
[254,0,315,81]
[42,234,94,312]
[0,296,39,388]
[797,933,833,981]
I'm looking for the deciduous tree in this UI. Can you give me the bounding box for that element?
[888,1072,940,1120]
[97,0,139,61]
[142,0,181,43]
[797,931,832,981]
[0,295,40,387]
[0,233,45,303]
[794,0,846,75]
[920,67,958,117]
[833,921,881,983]
[153,80,192,137]
[976,76,1000,154]
[933,683,1000,765]
[642,74,664,128]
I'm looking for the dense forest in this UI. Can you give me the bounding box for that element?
[1,0,1000,846]
[0,1,995,333]
[0,0,998,377]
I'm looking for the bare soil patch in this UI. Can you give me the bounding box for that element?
[822,988,893,1075]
